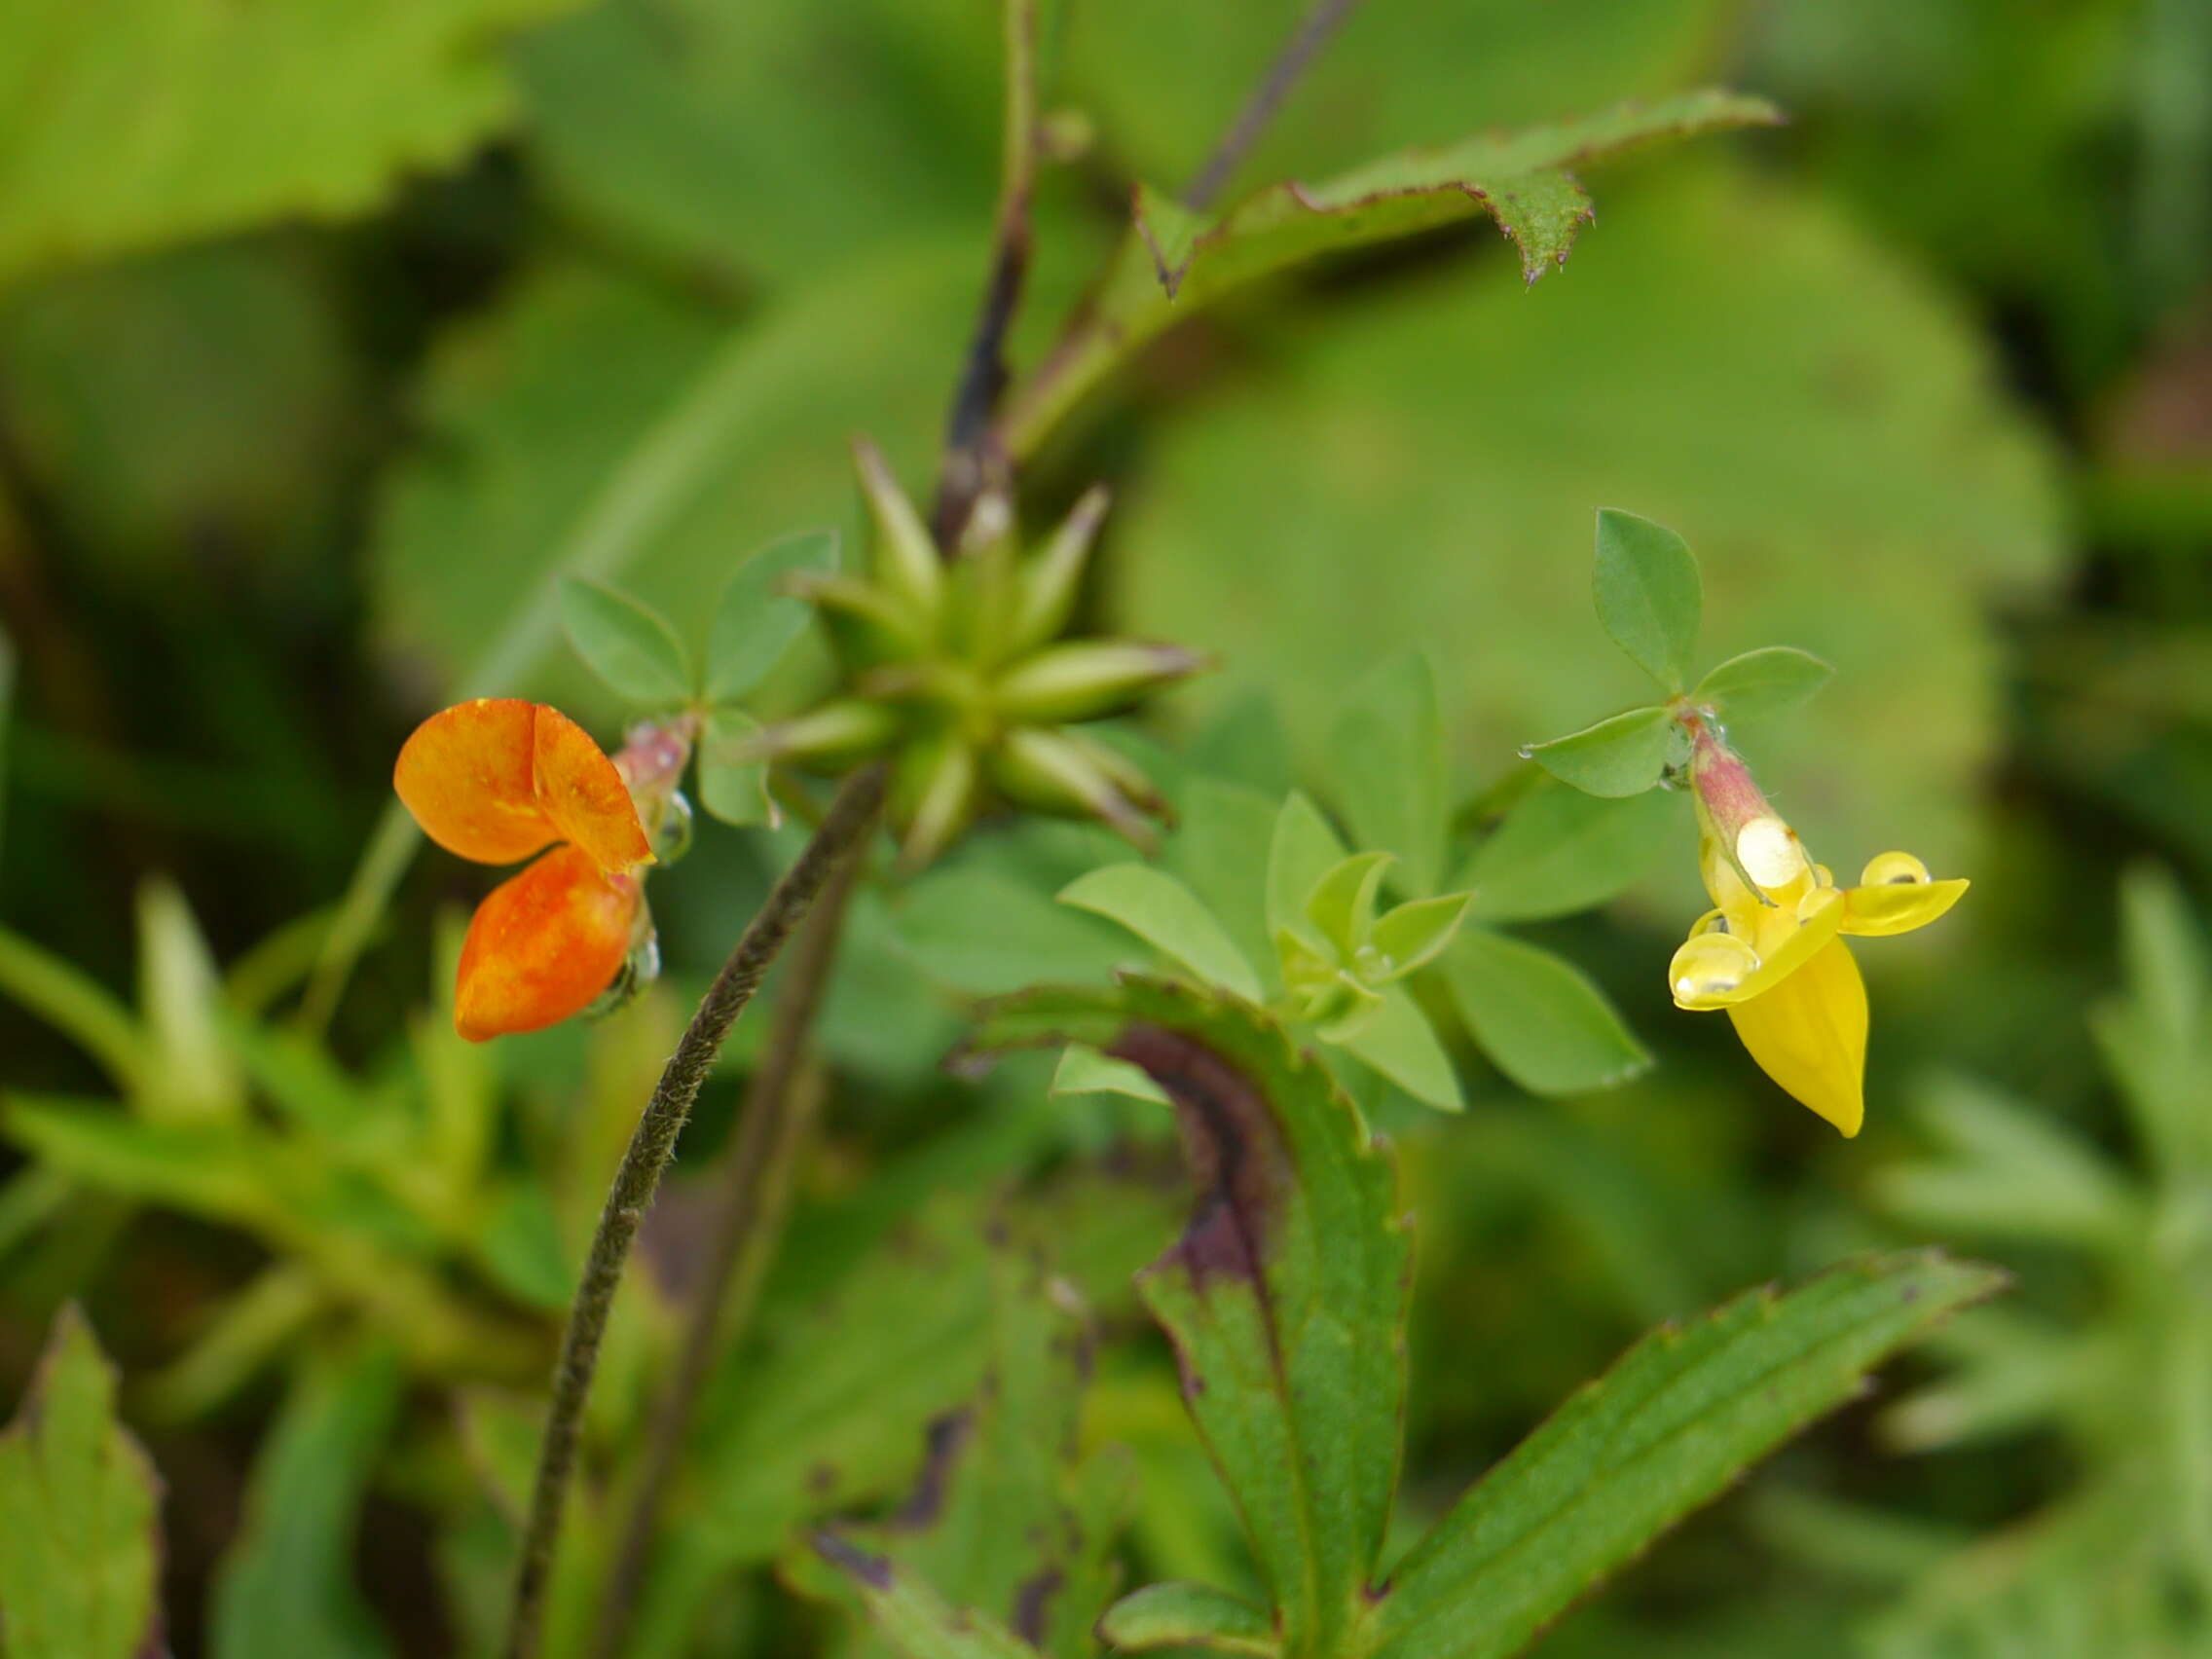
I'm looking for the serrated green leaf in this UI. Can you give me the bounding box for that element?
[1303,852,1393,962]
[707,528,839,701]
[1007,92,1780,449]
[1692,645,1833,722]
[559,575,694,704]
[1441,928,1651,1097]
[1593,509,1701,688]
[698,708,778,828]
[1459,779,1675,924]
[1051,1043,1172,1106]
[0,1308,163,1659]
[0,0,588,291]
[1522,706,1675,797]
[1335,983,1465,1112]
[1099,1581,1279,1655]
[1327,652,1448,897]
[1369,894,1473,983]
[1057,864,1263,1002]
[1266,792,1349,947]
[970,978,1411,1655]
[1358,1253,2008,1659]
[211,1346,403,1659]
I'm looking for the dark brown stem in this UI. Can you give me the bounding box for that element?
[1180,0,1368,213]
[583,849,863,1659]
[933,0,1041,548]
[503,762,887,1659]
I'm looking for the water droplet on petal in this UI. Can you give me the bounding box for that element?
[1861,850,1931,886]
[1690,907,1732,937]
[1671,931,1761,1001]
[1811,863,1835,888]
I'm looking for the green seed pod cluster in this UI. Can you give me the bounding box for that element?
[750,437,1206,868]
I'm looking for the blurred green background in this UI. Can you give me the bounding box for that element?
[2,0,2210,1654]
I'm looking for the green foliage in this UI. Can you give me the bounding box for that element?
[1360,1253,2004,1659]
[0,1308,163,1659]
[0,0,586,291]
[211,1346,403,1659]
[1521,706,1676,797]
[559,578,694,706]
[1456,780,1673,924]
[1592,509,1702,690]
[1058,864,1264,1002]
[973,978,1411,1657]
[706,531,841,703]
[1440,927,1650,1096]
[1327,654,1449,899]
[1692,646,1835,725]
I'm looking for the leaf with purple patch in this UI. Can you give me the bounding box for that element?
[970,977,1410,1657]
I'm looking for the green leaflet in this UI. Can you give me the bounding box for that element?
[1003,92,1780,450]
[1457,780,1675,924]
[1441,927,1651,1097]
[1356,1253,2005,1659]
[1691,645,1833,724]
[971,978,1411,1657]
[559,576,694,705]
[0,0,588,291]
[1059,863,1265,1001]
[1327,653,1449,898]
[1099,1581,1280,1655]
[0,1309,164,1659]
[706,529,841,702]
[1591,508,1701,689]
[1521,706,1675,797]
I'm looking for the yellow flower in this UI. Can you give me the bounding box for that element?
[1666,729,1968,1136]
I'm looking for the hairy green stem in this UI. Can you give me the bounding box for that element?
[585,849,863,1659]
[503,762,886,1659]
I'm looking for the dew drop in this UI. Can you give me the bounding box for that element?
[1861,850,1931,886]
[1671,931,1760,1001]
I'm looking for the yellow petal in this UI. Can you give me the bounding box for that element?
[1842,876,1969,938]
[1725,938,1867,1136]
[1671,886,1845,1011]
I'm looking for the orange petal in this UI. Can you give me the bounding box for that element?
[454,846,640,1042]
[532,705,653,874]
[394,698,559,866]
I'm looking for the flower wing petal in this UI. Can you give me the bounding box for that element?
[1841,876,1969,938]
[532,705,654,873]
[455,846,640,1042]
[394,698,559,866]
[1671,887,1846,1011]
[1724,937,1867,1136]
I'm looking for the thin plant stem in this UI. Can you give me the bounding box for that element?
[584,850,863,1659]
[503,762,887,1659]
[1180,0,1367,212]
[933,0,1042,547]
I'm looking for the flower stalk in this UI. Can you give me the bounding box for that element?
[503,761,886,1659]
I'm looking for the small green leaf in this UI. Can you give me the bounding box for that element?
[1162,777,1281,995]
[1442,927,1651,1096]
[1357,1253,2008,1659]
[1058,865,1263,1002]
[0,1308,164,1659]
[705,528,838,701]
[1692,645,1833,723]
[136,876,241,1124]
[1327,652,1448,896]
[1459,780,1675,924]
[970,980,1411,1657]
[698,708,777,827]
[1099,1581,1280,1655]
[1265,792,1348,946]
[210,1346,403,1659]
[559,575,693,704]
[1303,852,1392,961]
[1521,706,1675,797]
[1336,984,1464,1112]
[1053,1043,1172,1106]
[1369,893,1473,983]
[1593,509,1700,688]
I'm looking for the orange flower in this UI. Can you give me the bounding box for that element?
[394,699,654,1042]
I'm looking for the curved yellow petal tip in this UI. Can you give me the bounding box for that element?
[1842,874,1968,938]
[1724,939,1867,1136]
